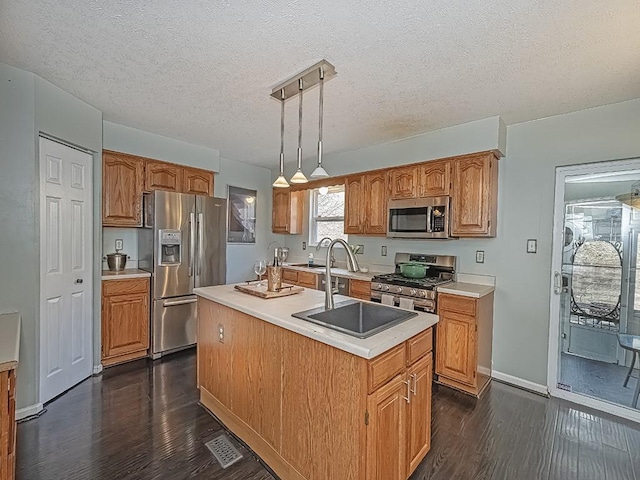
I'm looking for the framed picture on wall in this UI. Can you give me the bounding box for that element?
[227,186,257,244]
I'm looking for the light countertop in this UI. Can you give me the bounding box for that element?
[437,282,495,298]
[282,264,383,282]
[194,284,438,360]
[102,269,151,280]
[0,312,21,373]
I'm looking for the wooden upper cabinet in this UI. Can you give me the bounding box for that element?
[344,175,364,234]
[419,160,450,197]
[451,152,498,237]
[272,189,303,234]
[389,166,418,199]
[364,171,388,235]
[144,159,182,193]
[102,150,144,227]
[183,166,214,196]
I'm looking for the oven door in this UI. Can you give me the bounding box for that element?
[387,197,450,239]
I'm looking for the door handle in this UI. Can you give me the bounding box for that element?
[189,212,195,277]
[553,272,562,295]
[197,212,204,276]
[163,298,197,307]
[75,278,83,284]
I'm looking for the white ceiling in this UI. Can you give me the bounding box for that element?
[1,1,639,168]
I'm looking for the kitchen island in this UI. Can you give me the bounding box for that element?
[194,284,438,480]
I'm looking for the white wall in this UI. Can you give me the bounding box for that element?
[0,62,103,411]
[103,121,220,171]
[280,99,640,389]
[214,157,284,283]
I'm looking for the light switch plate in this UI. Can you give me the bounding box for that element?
[527,239,537,254]
[381,246,387,256]
[115,238,123,251]
[476,250,485,263]
[302,241,307,250]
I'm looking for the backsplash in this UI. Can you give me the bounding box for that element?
[102,227,139,270]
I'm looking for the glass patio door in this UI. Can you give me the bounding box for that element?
[549,158,640,422]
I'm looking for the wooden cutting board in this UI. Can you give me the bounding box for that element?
[234,283,304,299]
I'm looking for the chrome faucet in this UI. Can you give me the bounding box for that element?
[316,237,336,267]
[325,238,360,309]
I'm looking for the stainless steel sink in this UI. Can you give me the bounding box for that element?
[292,300,418,339]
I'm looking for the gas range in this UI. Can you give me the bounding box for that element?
[370,253,456,313]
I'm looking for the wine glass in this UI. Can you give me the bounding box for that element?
[254,260,267,287]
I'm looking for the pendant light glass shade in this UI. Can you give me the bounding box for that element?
[273,89,290,188]
[290,79,308,184]
[310,66,329,179]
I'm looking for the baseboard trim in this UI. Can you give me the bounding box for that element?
[93,364,103,375]
[492,370,549,396]
[478,366,491,377]
[16,403,44,421]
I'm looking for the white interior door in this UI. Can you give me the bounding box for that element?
[39,136,93,404]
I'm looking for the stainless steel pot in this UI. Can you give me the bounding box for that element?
[107,252,127,271]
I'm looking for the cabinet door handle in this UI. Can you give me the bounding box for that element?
[410,373,417,396]
[403,379,411,403]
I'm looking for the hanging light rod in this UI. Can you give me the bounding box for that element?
[270,59,336,101]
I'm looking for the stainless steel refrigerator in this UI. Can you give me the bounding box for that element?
[139,190,226,358]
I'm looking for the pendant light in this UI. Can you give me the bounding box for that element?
[272,88,289,188]
[310,66,329,179]
[290,78,308,184]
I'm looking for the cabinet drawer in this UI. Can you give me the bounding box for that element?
[439,294,476,316]
[406,328,433,366]
[367,344,405,393]
[103,278,149,296]
[350,279,371,299]
[297,271,317,288]
[283,269,298,283]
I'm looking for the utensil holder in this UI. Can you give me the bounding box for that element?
[267,266,282,292]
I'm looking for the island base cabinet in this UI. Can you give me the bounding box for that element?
[1,369,16,480]
[366,352,433,480]
[197,297,434,480]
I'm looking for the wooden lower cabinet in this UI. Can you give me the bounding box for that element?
[0,369,16,480]
[436,292,494,397]
[101,278,150,366]
[350,279,372,300]
[282,268,319,289]
[198,298,433,480]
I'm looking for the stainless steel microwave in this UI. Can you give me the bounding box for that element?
[387,197,450,239]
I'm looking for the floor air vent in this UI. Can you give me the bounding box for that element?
[205,434,243,469]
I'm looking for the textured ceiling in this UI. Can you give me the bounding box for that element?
[1,1,639,167]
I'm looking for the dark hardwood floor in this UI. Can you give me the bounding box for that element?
[17,350,640,480]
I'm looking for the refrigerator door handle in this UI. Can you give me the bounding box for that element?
[189,212,195,277]
[197,212,204,276]
[163,298,198,307]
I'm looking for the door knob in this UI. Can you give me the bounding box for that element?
[75,279,83,284]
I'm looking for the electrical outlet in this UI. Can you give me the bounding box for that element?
[381,246,387,256]
[356,244,364,255]
[218,324,225,343]
[527,239,537,254]
[476,250,485,263]
[302,241,307,250]
[115,239,123,251]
